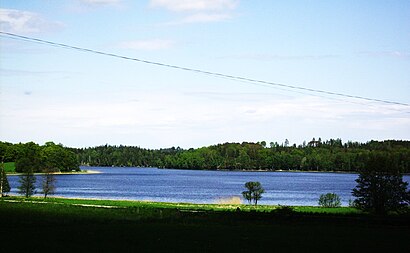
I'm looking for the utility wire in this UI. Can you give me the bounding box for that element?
[1,31,409,107]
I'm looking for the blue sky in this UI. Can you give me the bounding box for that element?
[0,0,409,148]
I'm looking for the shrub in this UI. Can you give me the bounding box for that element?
[273,205,294,215]
[318,193,341,208]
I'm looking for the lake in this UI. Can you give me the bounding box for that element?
[7,167,410,206]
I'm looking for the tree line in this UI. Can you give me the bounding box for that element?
[76,139,409,173]
[0,141,79,173]
[1,139,410,173]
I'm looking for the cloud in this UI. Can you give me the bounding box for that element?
[70,0,123,12]
[357,51,410,60]
[0,68,78,76]
[79,0,122,5]
[149,0,238,12]
[119,39,175,50]
[219,53,339,61]
[0,8,63,34]
[180,13,232,23]
[2,89,408,148]
[149,0,239,24]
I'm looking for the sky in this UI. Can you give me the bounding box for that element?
[0,0,409,149]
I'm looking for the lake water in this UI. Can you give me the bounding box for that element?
[6,167,410,206]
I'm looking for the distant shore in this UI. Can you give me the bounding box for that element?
[6,169,101,176]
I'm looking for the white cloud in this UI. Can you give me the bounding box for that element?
[149,0,239,24]
[181,13,232,23]
[0,8,63,34]
[119,39,175,50]
[2,89,409,148]
[219,53,340,61]
[149,0,238,12]
[79,0,122,6]
[357,51,410,60]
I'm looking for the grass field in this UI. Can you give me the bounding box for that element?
[3,162,15,173]
[1,197,409,252]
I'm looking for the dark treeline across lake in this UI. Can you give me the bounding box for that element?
[2,140,409,173]
[75,140,410,172]
[7,167,410,206]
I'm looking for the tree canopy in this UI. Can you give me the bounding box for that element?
[1,139,409,173]
[1,141,79,173]
[242,181,265,206]
[352,152,410,214]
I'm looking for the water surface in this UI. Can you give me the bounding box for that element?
[7,167,410,206]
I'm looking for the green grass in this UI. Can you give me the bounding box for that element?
[5,196,361,214]
[1,197,409,253]
[3,162,15,173]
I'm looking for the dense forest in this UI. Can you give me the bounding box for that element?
[1,139,409,173]
[0,142,79,173]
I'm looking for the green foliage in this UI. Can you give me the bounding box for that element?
[318,193,341,208]
[1,139,410,173]
[352,151,410,214]
[41,142,79,172]
[15,142,43,173]
[2,141,79,173]
[242,181,265,206]
[74,139,410,173]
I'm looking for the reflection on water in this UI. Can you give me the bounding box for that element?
[7,167,410,206]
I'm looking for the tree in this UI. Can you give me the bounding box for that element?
[42,142,80,172]
[352,152,410,214]
[18,167,36,198]
[318,193,341,208]
[242,181,265,206]
[1,162,11,197]
[15,142,43,173]
[41,168,56,199]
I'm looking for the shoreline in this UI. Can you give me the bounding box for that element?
[6,169,102,176]
[83,166,410,175]
[82,166,360,174]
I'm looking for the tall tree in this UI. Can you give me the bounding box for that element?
[0,161,11,197]
[41,168,56,199]
[352,152,409,214]
[18,167,36,198]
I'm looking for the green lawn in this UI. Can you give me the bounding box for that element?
[7,196,361,214]
[0,197,409,252]
[3,162,15,173]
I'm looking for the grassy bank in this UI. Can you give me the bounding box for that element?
[1,197,409,252]
[1,196,363,214]
[3,162,15,173]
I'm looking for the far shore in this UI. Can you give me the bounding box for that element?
[81,165,360,174]
[6,169,101,176]
[81,166,410,175]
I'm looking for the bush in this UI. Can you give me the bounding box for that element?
[318,193,341,208]
[273,205,294,216]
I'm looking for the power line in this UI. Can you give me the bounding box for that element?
[1,31,409,107]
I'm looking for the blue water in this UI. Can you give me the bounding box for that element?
[6,167,410,206]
